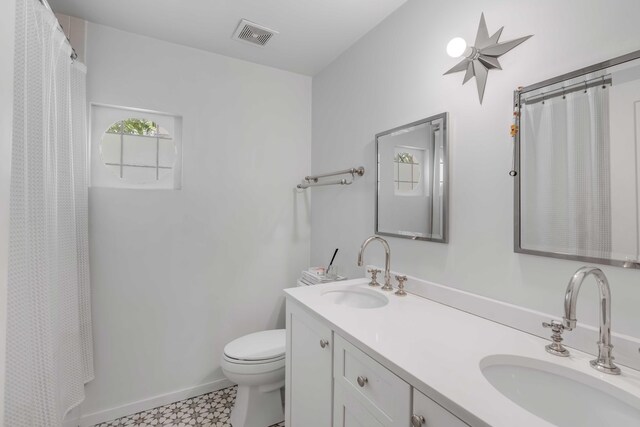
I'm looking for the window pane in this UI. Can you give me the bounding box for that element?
[158,138,177,168]
[105,165,121,179]
[101,133,121,164]
[106,121,122,134]
[123,135,157,167]
[158,167,172,181]
[121,118,157,136]
[398,163,412,182]
[398,182,412,192]
[156,126,170,137]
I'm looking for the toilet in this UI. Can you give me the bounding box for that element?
[221,329,286,427]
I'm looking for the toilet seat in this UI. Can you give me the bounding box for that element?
[223,353,285,365]
[221,354,285,377]
[223,329,285,362]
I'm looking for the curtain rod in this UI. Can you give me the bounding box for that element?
[521,75,612,106]
[38,0,78,61]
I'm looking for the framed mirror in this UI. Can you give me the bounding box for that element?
[376,113,449,242]
[514,50,640,268]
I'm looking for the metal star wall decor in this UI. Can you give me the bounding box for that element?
[444,13,532,104]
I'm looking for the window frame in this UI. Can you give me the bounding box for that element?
[90,103,183,190]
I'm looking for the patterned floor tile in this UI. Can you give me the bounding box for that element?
[94,386,285,427]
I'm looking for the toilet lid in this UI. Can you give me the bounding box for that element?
[224,329,286,361]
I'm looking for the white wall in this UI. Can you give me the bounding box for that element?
[82,23,311,421]
[311,0,640,337]
[0,0,15,425]
[54,13,86,63]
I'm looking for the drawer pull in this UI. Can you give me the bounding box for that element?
[319,339,329,349]
[356,376,368,387]
[411,414,426,426]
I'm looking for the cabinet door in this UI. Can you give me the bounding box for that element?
[334,383,385,427]
[412,389,469,427]
[286,302,333,427]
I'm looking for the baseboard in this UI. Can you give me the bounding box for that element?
[70,378,234,427]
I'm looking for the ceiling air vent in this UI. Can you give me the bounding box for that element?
[232,19,278,47]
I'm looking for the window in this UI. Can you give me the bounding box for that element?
[101,118,176,183]
[91,105,182,189]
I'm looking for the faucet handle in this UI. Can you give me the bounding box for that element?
[367,268,381,287]
[542,320,570,357]
[395,275,407,296]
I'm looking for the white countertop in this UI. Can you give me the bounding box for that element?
[284,279,640,427]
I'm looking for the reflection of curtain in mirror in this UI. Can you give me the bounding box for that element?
[521,86,611,258]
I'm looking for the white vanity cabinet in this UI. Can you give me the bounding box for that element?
[412,389,469,427]
[285,303,333,427]
[286,299,470,427]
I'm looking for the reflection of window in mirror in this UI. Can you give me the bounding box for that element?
[393,147,425,196]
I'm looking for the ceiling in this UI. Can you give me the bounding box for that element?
[48,0,408,75]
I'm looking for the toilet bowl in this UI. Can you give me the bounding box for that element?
[221,329,285,427]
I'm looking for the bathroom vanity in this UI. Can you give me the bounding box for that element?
[284,279,640,427]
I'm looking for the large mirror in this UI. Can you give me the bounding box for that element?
[515,50,640,268]
[376,113,448,242]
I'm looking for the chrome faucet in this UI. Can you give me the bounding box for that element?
[561,267,620,375]
[357,236,393,291]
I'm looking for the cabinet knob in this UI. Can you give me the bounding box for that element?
[411,414,426,426]
[356,376,368,387]
[319,339,329,349]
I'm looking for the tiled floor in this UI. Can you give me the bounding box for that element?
[94,386,285,427]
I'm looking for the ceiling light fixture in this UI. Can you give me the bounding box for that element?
[444,13,532,104]
[446,37,468,58]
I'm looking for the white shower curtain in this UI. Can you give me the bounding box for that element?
[5,0,94,426]
[521,85,612,258]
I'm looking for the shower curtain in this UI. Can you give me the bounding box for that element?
[520,85,612,259]
[5,0,94,425]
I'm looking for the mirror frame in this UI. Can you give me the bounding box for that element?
[513,49,640,269]
[375,113,449,242]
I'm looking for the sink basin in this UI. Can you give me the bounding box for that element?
[321,287,388,309]
[481,355,640,426]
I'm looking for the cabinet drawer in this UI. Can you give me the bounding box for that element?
[412,389,469,427]
[334,334,410,425]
